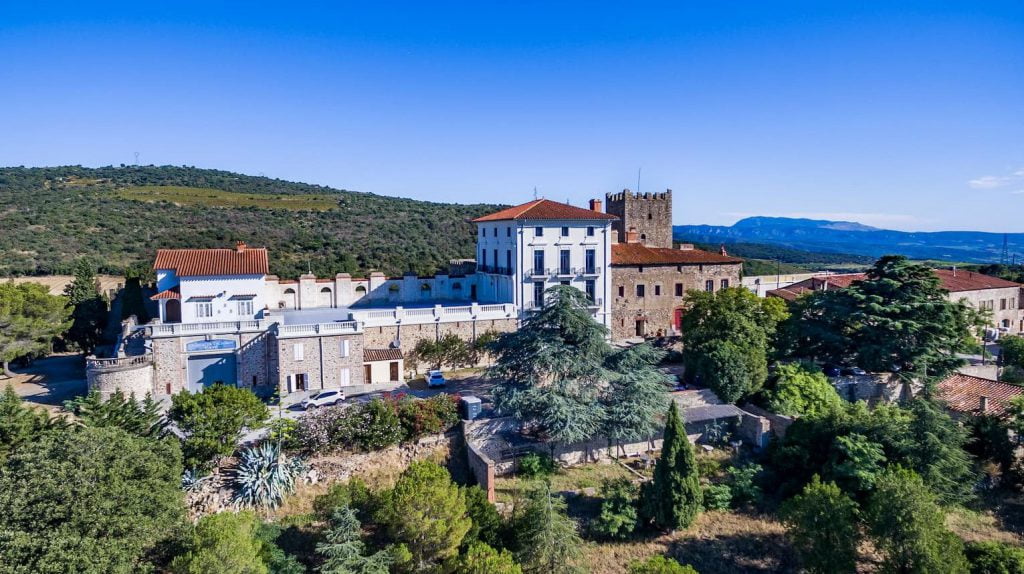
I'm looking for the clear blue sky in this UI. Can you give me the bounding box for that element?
[2,1,1022,231]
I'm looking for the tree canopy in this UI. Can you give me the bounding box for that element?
[766,362,843,417]
[679,287,788,403]
[642,401,702,531]
[168,383,269,468]
[0,281,70,377]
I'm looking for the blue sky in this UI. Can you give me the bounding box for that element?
[1,2,1022,232]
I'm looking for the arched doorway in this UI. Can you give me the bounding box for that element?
[165,299,181,323]
[282,288,297,309]
[318,287,333,308]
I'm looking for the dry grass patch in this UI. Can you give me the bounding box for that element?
[947,506,1023,545]
[585,510,798,574]
[116,185,339,211]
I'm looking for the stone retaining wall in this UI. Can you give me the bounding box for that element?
[87,362,155,400]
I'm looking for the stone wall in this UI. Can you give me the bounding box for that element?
[832,373,921,404]
[273,332,365,393]
[152,337,182,395]
[606,189,673,248]
[742,403,795,439]
[87,362,154,399]
[362,318,517,374]
[610,262,742,341]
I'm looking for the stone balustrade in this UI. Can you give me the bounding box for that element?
[85,354,154,371]
[275,321,363,338]
[351,303,516,327]
[145,319,270,337]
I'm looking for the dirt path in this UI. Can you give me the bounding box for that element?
[2,353,88,412]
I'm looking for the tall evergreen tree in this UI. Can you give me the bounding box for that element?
[642,401,702,531]
[903,398,975,504]
[63,261,108,354]
[317,505,393,574]
[0,384,67,464]
[513,481,585,574]
[602,344,672,454]
[780,476,861,574]
[65,390,166,438]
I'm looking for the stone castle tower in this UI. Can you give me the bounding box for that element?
[605,189,673,248]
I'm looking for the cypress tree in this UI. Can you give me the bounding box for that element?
[643,401,702,530]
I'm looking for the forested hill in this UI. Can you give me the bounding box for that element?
[0,166,502,278]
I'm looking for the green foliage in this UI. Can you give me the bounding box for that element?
[0,426,185,574]
[866,467,969,574]
[592,478,640,540]
[317,505,393,574]
[230,442,305,509]
[517,452,556,478]
[679,287,788,403]
[453,542,522,574]
[0,281,71,371]
[63,260,109,353]
[627,555,699,574]
[780,476,860,574]
[0,384,65,463]
[781,255,981,379]
[0,166,500,278]
[463,485,504,549]
[354,398,404,451]
[512,480,585,574]
[414,334,471,370]
[968,415,1016,480]
[1003,366,1024,385]
[375,461,471,570]
[120,277,152,324]
[254,522,306,574]
[395,394,460,442]
[313,478,377,521]
[168,383,269,468]
[64,389,165,438]
[268,417,301,451]
[766,362,842,417]
[490,286,666,450]
[726,463,763,508]
[965,541,1024,574]
[701,484,732,511]
[642,401,703,531]
[766,399,975,503]
[1001,336,1024,370]
[171,511,268,574]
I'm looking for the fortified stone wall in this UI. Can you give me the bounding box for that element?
[605,189,673,248]
[610,262,741,340]
[87,362,154,399]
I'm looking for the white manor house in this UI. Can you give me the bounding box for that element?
[87,198,623,398]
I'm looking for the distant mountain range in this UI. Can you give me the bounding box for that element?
[674,217,1024,264]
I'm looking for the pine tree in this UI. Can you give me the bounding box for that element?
[65,390,166,438]
[780,476,860,574]
[513,481,585,574]
[64,261,109,354]
[643,401,702,531]
[317,505,393,574]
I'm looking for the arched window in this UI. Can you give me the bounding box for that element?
[319,286,333,307]
[284,288,296,294]
[420,283,432,292]
[355,285,367,295]
[640,233,647,242]
[452,282,462,290]
[320,287,331,293]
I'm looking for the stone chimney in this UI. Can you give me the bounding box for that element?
[980,395,989,413]
[626,227,640,244]
[678,243,694,251]
[235,241,247,253]
[589,198,603,213]
[719,244,728,256]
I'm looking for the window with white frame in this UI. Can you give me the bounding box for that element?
[237,300,253,316]
[340,367,351,386]
[294,343,304,361]
[340,339,350,358]
[196,302,213,318]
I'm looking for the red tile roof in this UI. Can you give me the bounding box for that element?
[472,199,618,222]
[149,286,180,300]
[936,373,1023,417]
[611,243,743,266]
[768,270,1021,301]
[153,244,269,277]
[363,348,404,362]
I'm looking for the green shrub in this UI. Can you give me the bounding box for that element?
[463,485,504,549]
[628,555,699,574]
[267,418,300,451]
[727,463,763,507]
[313,482,353,520]
[517,452,556,478]
[695,456,722,479]
[592,478,640,540]
[352,398,403,451]
[966,541,1024,574]
[168,383,269,468]
[702,484,732,511]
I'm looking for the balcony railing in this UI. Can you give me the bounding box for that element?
[146,320,269,337]
[587,297,604,308]
[276,321,363,338]
[579,266,601,275]
[477,265,513,275]
[526,268,550,278]
[556,267,574,277]
[86,354,154,371]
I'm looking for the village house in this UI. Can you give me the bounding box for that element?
[767,269,1024,336]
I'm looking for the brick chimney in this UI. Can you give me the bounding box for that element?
[235,241,247,253]
[626,227,640,244]
[589,198,603,213]
[980,395,990,413]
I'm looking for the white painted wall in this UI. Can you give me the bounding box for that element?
[175,274,268,323]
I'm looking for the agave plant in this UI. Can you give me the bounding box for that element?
[230,442,306,509]
[181,468,210,492]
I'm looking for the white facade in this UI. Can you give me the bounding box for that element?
[155,270,268,324]
[476,218,614,329]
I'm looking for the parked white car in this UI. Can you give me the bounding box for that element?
[426,370,447,388]
[301,389,345,410]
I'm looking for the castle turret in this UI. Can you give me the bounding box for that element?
[604,188,673,248]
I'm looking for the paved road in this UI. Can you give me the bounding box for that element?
[3,354,88,412]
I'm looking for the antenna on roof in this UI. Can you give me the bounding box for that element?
[533,187,538,200]
[637,167,642,194]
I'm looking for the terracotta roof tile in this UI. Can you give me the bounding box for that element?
[768,270,1021,300]
[149,286,180,300]
[363,348,404,362]
[153,244,269,277]
[611,243,743,266]
[472,199,618,222]
[936,373,1023,417]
